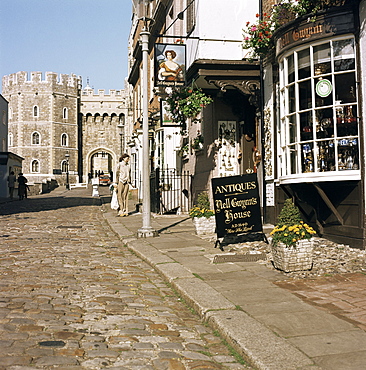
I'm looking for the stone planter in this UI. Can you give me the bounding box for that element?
[271,239,314,272]
[192,216,216,235]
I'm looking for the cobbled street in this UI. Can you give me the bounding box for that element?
[0,188,251,370]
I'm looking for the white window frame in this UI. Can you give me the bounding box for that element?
[61,160,68,173]
[61,133,68,147]
[277,35,360,184]
[32,131,40,145]
[31,159,40,173]
[33,105,39,118]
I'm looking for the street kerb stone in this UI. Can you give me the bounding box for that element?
[127,240,175,265]
[154,262,193,282]
[206,309,314,370]
[171,278,235,318]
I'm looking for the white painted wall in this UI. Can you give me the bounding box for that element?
[186,0,259,66]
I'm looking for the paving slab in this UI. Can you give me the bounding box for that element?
[288,330,366,357]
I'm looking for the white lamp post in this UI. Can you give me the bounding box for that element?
[135,0,157,237]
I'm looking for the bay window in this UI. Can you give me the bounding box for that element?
[278,36,359,182]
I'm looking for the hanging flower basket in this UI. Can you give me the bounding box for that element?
[166,87,213,126]
[178,144,189,158]
[272,238,314,272]
[192,134,204,152]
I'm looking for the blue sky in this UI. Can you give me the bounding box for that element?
[0,0,132,93]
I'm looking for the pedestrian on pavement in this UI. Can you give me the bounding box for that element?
[7,171,16,199]
[17,173,28,200]
[115,153,131,217]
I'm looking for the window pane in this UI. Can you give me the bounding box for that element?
[289,145,297,174]
[333,38,355,72]
[287,55,295,83]
[337,138,359,170]
[314,43,331,76]
[300,111,313,141]
[289,115,297,143]
[299,80,312,110]
[315,77,333,107]
[336,105,358,136]
[335,72,356,104]
[316,108,334,139]
[301,143,314,173]
[317,141,335,172]
[298,49,311,79]
[288,84,295,113]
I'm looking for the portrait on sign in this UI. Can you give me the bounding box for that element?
[154,43,186,87]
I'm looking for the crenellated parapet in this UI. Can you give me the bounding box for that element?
[81,87,126,99]
[2,71,81,95]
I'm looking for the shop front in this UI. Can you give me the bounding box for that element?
[270,5,365,248]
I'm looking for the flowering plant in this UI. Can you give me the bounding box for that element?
[243,13,274,59]
[189,192,215,218]
[166,87,213,125]
[243,0,349,59]
[270,199,316,247]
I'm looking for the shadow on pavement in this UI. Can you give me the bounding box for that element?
[0,189,103,216]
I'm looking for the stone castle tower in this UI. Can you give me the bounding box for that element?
[2,71,130,185]
[2,71,80,184]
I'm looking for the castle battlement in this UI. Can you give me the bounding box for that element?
[82,88,124,97]
[2,71,81,92]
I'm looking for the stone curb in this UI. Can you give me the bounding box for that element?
[101,200,317,369]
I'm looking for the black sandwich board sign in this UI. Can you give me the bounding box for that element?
[211,173,265,249]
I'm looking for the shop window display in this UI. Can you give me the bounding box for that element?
[278,37,359,180]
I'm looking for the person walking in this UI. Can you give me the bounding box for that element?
[7,171,16,199]
[115,154,131,217]
[17,173,28,200]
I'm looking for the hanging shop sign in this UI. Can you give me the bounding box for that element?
[154,43,186,87]
[211,173,263,238]
[160,99,181,127]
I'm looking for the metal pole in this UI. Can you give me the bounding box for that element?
[65,153,70,190]
[138,26,156,237]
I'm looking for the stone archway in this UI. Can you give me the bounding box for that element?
[87,149,116,181]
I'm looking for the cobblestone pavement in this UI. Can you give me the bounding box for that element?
[0,188,252,369]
